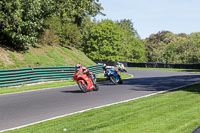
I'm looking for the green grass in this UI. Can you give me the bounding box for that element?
[0,73,132,94]
[128,67,200,73]
[0,45,95,69]
[4,83,200,133]
[0,80,77,94]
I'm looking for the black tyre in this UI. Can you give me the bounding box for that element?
[78,81,87,93]
[118,78,123,84]
[93,84,99,91]
[110,76,117,85]
[93,74,97,82]
[91,77,99,91]
[91,76,96,84]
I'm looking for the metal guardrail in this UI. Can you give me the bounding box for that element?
[0,64,103,87]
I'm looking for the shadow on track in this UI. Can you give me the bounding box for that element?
[60,74,200,94]
[123,74,200,93]
[61,90,82,93]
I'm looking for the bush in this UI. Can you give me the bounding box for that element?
[39,29,59,46]
[0,0,44,47]
[45,16,82,47]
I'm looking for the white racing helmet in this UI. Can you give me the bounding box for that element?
[75,63,82,69]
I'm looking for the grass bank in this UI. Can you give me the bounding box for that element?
[0,73,132,95]
[128,67,200,73]
[4,83,200,133]
[0,45,95,69]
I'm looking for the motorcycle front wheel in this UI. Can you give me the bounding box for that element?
[110,76,117,85]
[78,81,87,93]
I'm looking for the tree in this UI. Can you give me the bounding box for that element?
[0,0,104,48]
[0,0,55,48]
[144,31,176,62]
[45,16,82,47]
[53,0,104,26]
[83,19,146,62]
[116,19,140,39]
[144,31,200,63]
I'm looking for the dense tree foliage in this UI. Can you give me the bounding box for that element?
[0,0,54,48]
[44,16,82,47]
[0,0,103,48]
[144,31,200,63]
[83,19,146,62]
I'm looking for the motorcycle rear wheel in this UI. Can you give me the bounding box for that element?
[91,78,99,91]
[78,81,87,93]
[118,78,123,84]
[93,84,99,91]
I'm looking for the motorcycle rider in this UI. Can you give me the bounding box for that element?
[75,63,93,79]
[116,62,126,72]
[102,63,114,79]
[102,63,122,83]
[102,63,107,73]
[116,62,124,68]
[102,63,118,73]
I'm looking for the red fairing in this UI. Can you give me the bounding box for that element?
[73,69,94,90]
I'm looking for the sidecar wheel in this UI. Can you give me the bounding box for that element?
[78,81,87,93]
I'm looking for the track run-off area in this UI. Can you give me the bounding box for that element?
[0,69,200,132]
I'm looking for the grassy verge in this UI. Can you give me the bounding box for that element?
[0,80,77,95]
[4,83,200,133]
[128,67,200,73]
[0,45,95,69]
[0,73,132,95]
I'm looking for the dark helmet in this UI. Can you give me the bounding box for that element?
[75,63,82,69]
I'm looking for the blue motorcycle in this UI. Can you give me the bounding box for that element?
[104,69,123,85]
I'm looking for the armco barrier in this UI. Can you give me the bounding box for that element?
[0,64,103,87]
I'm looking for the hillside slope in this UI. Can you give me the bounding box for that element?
[0,45,95,69]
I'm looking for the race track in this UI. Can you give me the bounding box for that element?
[0,69,200,131]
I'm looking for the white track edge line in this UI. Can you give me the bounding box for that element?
[1,81,199,133]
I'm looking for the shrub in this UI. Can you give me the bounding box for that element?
[45,16,82,47]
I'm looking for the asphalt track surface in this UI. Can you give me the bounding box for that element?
[0,69,200,131]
